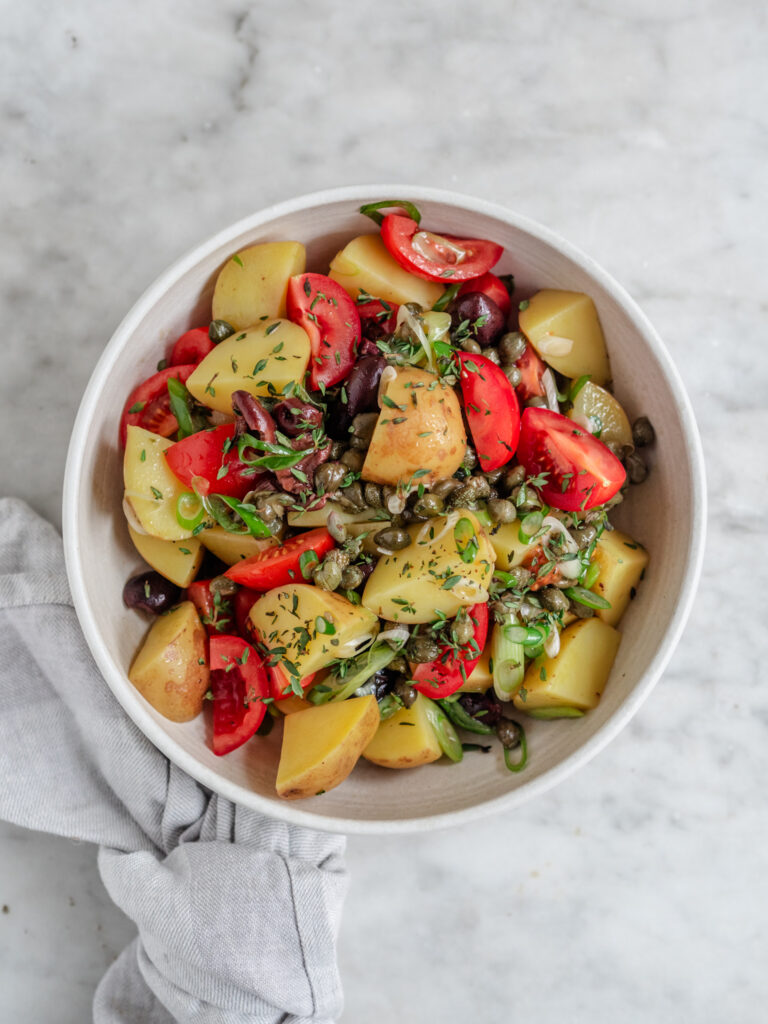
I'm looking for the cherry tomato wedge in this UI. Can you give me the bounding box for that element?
[266,664,316,702]
[356,298,399,337]
[517,407,626,511]
[380,214,503,283]
[187,580,236,636]
[286,273,361,390]
[457,352,521,472]
[119,365,196,446]
[412,603,489,699]
[458,272,511,319]
[224,528,335,590]
[170,327,214,366]
[233,586,261,640]
[165,424,260,499]
[209,635,269,755]
[514,342,547,401]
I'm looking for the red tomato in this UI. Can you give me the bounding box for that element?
[165,424,260,499]
[412,604,490,699]
[515,342,547,401]
[170,327,214,366]
[517,407,626,511]
[187,580,235,636]
[523,546,563,591]
[380,214,503,283]
[286,273,361,390]
[458,272,511,319]
[209,635,269,755]
[119,365,196,446]
[356,298,399,336]
[233,587,261,640]
[266,664,316,702]
[457,352,521,472]
[224,528,335,590]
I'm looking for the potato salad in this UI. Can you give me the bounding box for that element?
[120,200,653,799]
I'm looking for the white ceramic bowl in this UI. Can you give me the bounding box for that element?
[63,186,706,834]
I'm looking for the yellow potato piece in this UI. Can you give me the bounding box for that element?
[329,233,444,308]
[276,695,379,799]
[249,583,379,679]
[590,529,649,627]
[123,426,193,541]
[212,241,306,330]
[457,644,493,693]
[362,368,467,487]
[277,695,314,715]
[488,520,538,571]
[186,319,310,414]
[569,381,632,449]
[128,601,209,722]
[199,525,280,566]
[514,618,621,713]
[361,510,494,624]
[286,503,383,529]
[128,525,203,587]
[363,693,443,769]
[519,289,611,385]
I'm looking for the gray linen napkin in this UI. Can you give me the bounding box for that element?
[0,497,347,1023]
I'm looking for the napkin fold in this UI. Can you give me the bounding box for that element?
[0,497,347,1023]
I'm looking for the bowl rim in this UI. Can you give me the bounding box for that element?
[62,184,707,834]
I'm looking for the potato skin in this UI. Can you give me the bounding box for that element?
[128,601,209,722]
[362,368,466,487]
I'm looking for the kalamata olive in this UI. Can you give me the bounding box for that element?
[271,398,323,437]
[123,571,180,614]
[372,669,397,700]
[327,355,387,438]
[449,293,506,347]
[458,692,503,727]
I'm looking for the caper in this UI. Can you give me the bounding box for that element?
[484,468,504,485]
[502,464,526,492]
[487,487,499,502]
[511,484,539,512]
[413,493,444,517]
[480,347,501,365]
[445,483,477,509]
[404,302,423,316]
[539,586,570,612]
[382,486,406,515]
[314,461,348,493]
[313,560,343,591]
[498,332,527,365]
[626,451,648,484]
[487,498,517,524]
[363,482,384,508]
[393,678,418,708]
[467,475,491,499]
[209,319,235,343]
[452,613,475,645]
[497,719,523,749]
[408,635,441,663]
[460,337,482,354]
[209,575,238,598]
[338,481,366,511]
[350,412,378,450]
[504,365,522,387]
[572,525,597,550]
[373,525,411,551]
[570,599,594,619]
[431,478,460,500]
[506,565,533,589]
[461,446,478,472]
[329,440,346,460]
[340,564,365,589]
[389,656,408,674]
[632,416,655,447]
[324,548,351,570]
[340,449,365,472]
[326,511,348,544]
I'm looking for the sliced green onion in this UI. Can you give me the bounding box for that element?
[568,374,591,402]
[423,697,463,762]
[431,282,461,312]
[377,693,403,720]
[176,492,205,531]
[582,560,601,590]
[473,506,493,530]
[525,706,585,720]
[518,510,544,543]
[563,586,611,611]
[167,377,199,439]
[438,698,493,735]
[359,199,422,226]
[310,644,397,705]
[503,723,528,773]
[491,615,525,701]
[454,517,480,564]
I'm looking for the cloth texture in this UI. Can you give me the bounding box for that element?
[0,497,347,1023]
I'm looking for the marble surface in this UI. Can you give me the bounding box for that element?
[1,0,766,1020]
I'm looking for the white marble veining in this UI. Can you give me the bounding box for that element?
[1,0,766,1020]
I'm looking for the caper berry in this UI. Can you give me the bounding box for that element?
[209,319,235,343]
[539,586,570,612]
[408,635,441,663]
[313,560,343,591]
[632,416,655,447]
[487,498,517,524]
[480,347,501,365]
[625,451,648,484]
[498,331,527,365]
[497,719,523,749]
[340,564,365,589]
[314,461,348,493]
[373,526,411,551]
[393,678,418,708]
[363,482,383,508]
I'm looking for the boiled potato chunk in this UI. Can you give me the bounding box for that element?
[249,583,379,679]
[362,510,494,623]
[329,233,444,308]
[186,319,310,414]
[212,241,306,330]
[362,368,466,487]
[128,525,203,587]
[590,529,649,627]
[363,693,443,768]
[276,695,379,799]
[123,426,193,540]
[199,525,280,566]
[457,644,493,693]
[519,289,611,385]
[128,601,209,722]
[514,618,620,713]
[286,503,384,529]
[569,381,632,449]
[488,521,537,571]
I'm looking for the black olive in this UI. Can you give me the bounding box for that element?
[326,355,387,439]
[122,571,180,614]
[449,292,506,347]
